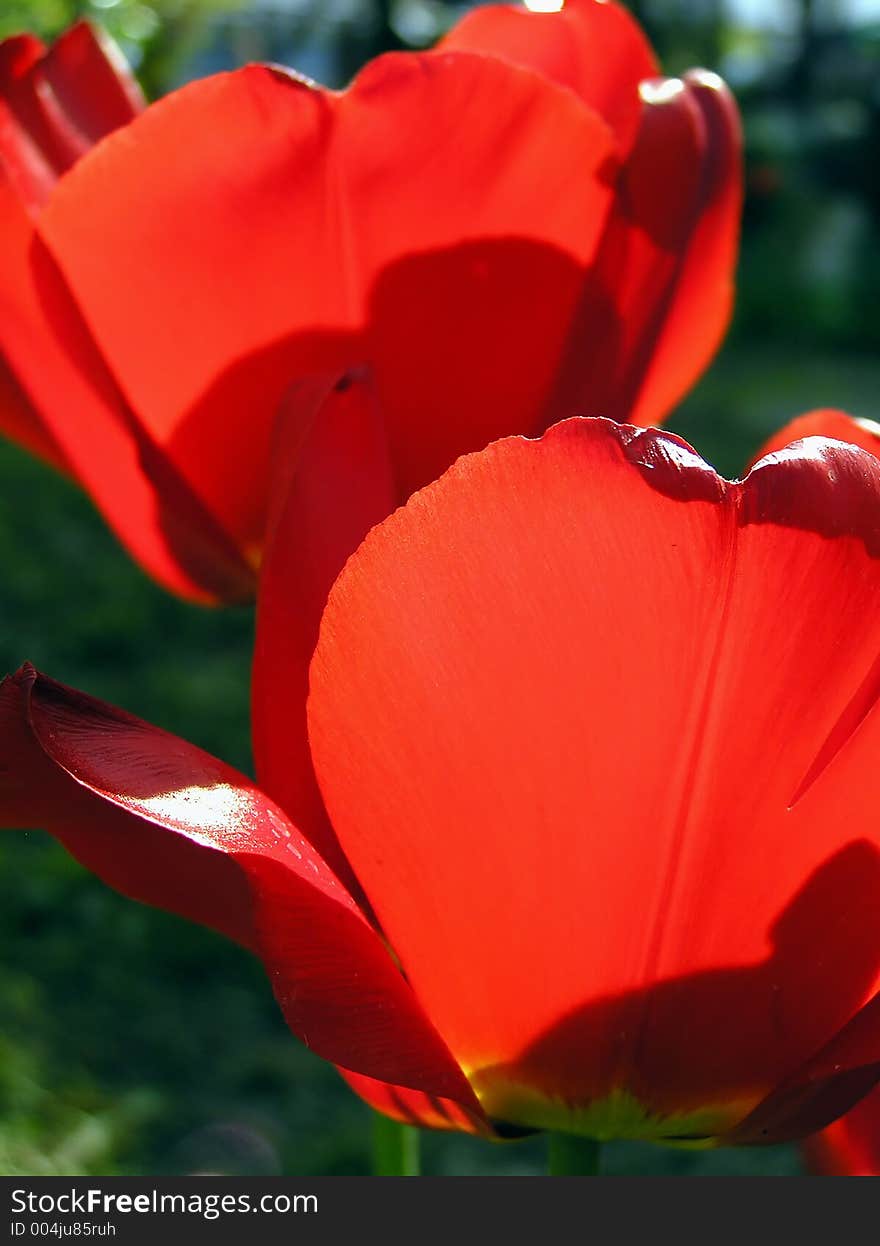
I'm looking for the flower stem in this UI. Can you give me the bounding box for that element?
[547,1134,601,1175]
[372,1114,421,1176]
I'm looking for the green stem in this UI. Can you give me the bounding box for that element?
[547,1134,601,1175]
[372,1113,421,1176]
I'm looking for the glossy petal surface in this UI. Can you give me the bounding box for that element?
[309,418,880,1139]
[0,666,477,1103]
[753,409,880,465]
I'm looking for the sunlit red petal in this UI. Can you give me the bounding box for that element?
[0,665,479,1105]
[547,71,742,430]
[308,417,880,1139]
[340,1069,492,1136]
[0,174,255,602]
[624,70,742,428]
[252,371,394,887]
[30,23,144,151]
[37,53,616,532]
[440,0,657,154]
[752,409,880,466]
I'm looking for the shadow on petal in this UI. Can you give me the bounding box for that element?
[473,842,880,1142]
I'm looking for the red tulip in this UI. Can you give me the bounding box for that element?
[1,1,741,601]
[5,416,880,1144]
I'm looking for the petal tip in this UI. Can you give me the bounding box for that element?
[638,76,686,107]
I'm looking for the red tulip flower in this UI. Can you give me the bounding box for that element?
[752,408,880,1174]
[5,416,880,1146]
[1,1,740,601]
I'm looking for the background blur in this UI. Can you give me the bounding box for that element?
[1,0,877,1176]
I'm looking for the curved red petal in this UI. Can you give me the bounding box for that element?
[726,991,880,1145]
[0,34,45,82]
[33,23,144,152]
[625,70,742,427]
[0,22,142,211]
[440,0,657,155]
[308,417,880,1140]
[751,409,880,466]
[252,371,395,886]
[547,70,742,430]
[804,1086,880,1175]
[37,54,616,536]
[0,175,255,602]
[0,665,476,1104]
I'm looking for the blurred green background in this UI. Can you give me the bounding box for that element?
[2,0,878,1176]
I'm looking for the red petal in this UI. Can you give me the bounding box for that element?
[0,29,245,600]
[804,1086,880,1175]
[725,991,880,1145]
[0,665,477,1104]
[624,70,742,427]
[0,175,255,602]
[440,0,657,154]
[37,54,616,532]
[0,351,67,472]
[31,23,144,152]
[252,371,395,887]
[0,34,45,82]
[752,409,880,466]
[0,22,143,211]
[547,70,742,430]
[340,1069,492,1135]
[308,417,880,1140]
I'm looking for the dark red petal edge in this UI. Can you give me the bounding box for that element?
[0,665,482,1109]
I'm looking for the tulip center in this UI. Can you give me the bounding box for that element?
[469,1075,755,1146]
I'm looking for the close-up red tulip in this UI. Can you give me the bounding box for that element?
[5,416,880,1158]
[749,407,880,1175]
[0,0,741,603]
